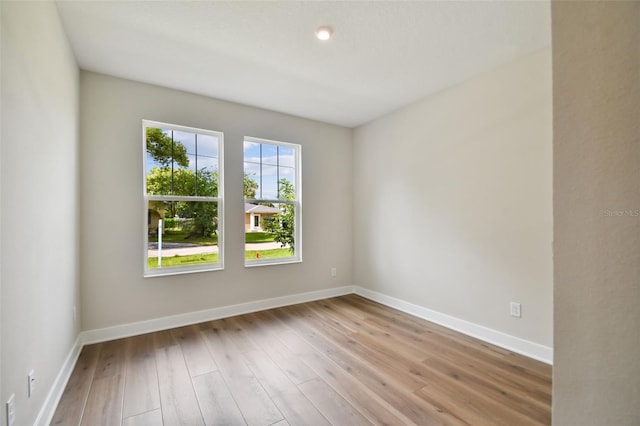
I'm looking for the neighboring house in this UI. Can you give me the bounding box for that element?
[245,202,280,232]
[148,201,165,235]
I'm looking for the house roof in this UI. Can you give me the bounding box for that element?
[245,203,280,214]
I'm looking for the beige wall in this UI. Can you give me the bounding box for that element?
[15,3,640,423]
[1,2,80,425]
[353,48,553,349]
[552,2,640,424]
[80,72,353,330]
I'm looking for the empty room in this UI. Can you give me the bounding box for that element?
[1,1,638,425]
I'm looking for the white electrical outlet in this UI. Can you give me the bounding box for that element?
[73,306,77,322]
[331,267,337,277]
[510,302,522,318]
[28,371,35,398]
[6,394,15,426]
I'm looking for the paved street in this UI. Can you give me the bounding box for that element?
[148,242,284,257]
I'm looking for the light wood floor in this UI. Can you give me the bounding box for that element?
[52,295,551,425]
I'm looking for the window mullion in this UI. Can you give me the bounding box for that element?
[259,143,263,199]
[194,133,198,196]
[170,130,175,195]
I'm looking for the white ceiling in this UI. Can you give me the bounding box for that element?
[56,0,551,128]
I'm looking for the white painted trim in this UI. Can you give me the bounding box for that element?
[142,120,225,277]
[39,284,551,426]
[34,334,83,426]
[80,286,354,345]
[80,284,551,362]
[353,286,553,364]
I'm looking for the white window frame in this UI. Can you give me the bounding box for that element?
[143,120,224,277]
[244,136,302,267]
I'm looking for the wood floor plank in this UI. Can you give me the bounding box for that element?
[192,371,246,426]
[346,295,508,352]
[152,329,179,350]
[123,334,160,419]
[311,299,432,362]
[80,340,127,426]
[53,295,551,426]
[293,303,429,390]
[155,343,205,425]
[364,312,551,399]
[51,343,102,425]
[415,370,544,426]
[275,305,463,425]
[297,378,371,426]
[350,295,551,387]
[322,297,370,321]
[235,313,318,385]
[219,315,260,353]
[304,300,361,335]
[93,339,128,380]
[271,318,416,425]
[122,409,163,426]
[325,299,547,417]
[170,324,218,377]
[422,356,551,424]
[243,349,331,426]
[201,322,283,426]
[80,376,125,426]
[347,294,549,376]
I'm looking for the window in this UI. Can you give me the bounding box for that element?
[143,120,223,276]
[244,137,301,266]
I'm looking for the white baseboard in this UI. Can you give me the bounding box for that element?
[39,284,551,425]
[80,285,355,345]
[79,284,551,363]
[34,334,83,426]
[353,286,553,364]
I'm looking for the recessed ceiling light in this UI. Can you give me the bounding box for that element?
[315,26,333,41]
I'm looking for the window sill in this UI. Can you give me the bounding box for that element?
[244,258,302,268]
[144,264,223,278]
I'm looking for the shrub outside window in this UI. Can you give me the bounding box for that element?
[244,137,301,266]
[143,120,223,276]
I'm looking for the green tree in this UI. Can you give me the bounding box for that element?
[146,127,188,167]
[263,178,295,253]
[178,200,218,238]
[146,167,193,198]
[147,167,219,237]
[244,173,259,199]
[178,169,218,237]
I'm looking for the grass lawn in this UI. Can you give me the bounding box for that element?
[245,248,292,260]
[149,231,218,245]
[245,232,276,243]
[148,247,293,268]
[150,231,276,246]
[148,253,219,268]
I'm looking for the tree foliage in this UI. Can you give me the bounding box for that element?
[180,200,218,238]
[146,127,188,168]
[147,167,218,237]
[244,173,258,199]
[146,168,218,198]
[263,178,296,253]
